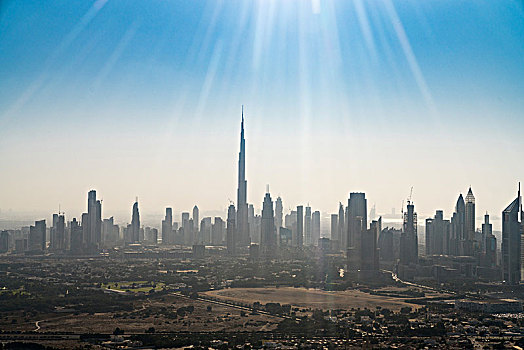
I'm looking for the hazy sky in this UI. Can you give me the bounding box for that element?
[0,0,523,224]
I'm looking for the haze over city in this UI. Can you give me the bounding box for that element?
[1,0,523,220]
[1,1,524,348]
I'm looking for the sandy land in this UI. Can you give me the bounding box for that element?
[204,287,423,311]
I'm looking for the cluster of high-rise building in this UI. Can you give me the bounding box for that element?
[224,110,322,257]
[0,111,522,286]
[160,205,225,247]
[418,187,522,284]
[371,186,522,285]
[425,188,479,257]
[1,191,157,255]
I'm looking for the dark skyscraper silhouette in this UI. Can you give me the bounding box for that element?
[131,199,140,243]
[260,189,276,256]
[227,204,236,255]
[502,184,522,285]
[295,205,303,247]
[193,205,199,234]
[464,187,476,256]
[212,217,225,246]
[29,220,46,252]
[304,206,312,246]
[331,213,338,242]
[51,213,65,250]
[450,194,465,256]
[86,190,102,250]
[347,192,367,250]
[426,210,450,256]
[337,203,344,249]
[70,218,83,254]
[312,210,320,246]
[361,218,380,274]
[236,107,250,246]
[482,213,497,268]
[275,196,283,245]
[400,202,418,265]
[162,207,173,244]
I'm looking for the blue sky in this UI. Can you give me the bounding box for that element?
[0,0,523,222]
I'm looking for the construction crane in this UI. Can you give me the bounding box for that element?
[401,187,414,216]
[408,186,413,205]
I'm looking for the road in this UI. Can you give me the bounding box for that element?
[384,269,457,295]
[172,291,290,320]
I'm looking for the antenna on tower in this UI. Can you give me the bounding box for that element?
[266,184,270,193]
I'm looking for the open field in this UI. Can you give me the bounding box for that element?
[101,281,166,293]
[0,293,278,335]
[204,287,425,311]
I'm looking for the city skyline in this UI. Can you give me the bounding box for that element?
[0,1,523,218]
[0,111,520,228]
[0,110,520,224]
[1,1,524,346]
[0,113,519,248]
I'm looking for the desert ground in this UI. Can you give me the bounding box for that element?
[204,286,425,311]
[0,293,279,334]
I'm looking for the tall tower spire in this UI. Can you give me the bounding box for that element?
[236,106,249,246]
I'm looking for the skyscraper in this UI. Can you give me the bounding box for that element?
[211,217,225,245]
[188,219,194,245]
[193,205,199,233]
[0,231,9,253]
[330,214,338,242]
[361,218,380,274]
[86,190,102,250]
[285,210,297,244]
[304,206,312,246]
[81,212,89,250]
[182,212,190,245]
[131,199,140,243]
[312,211,321,246]
[400,202,418,264]
[295,205,303,247]
[482,213,496,268]
[450,194,465,256]
[29,219,46,252]
[502,185,521,285]
[51,213,65,250]
[102,216,119,245]
[236,107,250,246]
[464,187,476,256]
[70,218,83,254]
[227,204,236,255]
[337,203,344,250]
[425,210,450,256]
[348,192,367,251]
[51,214,58,249]
[248,204,255,243]
[200,217,212,244]
[162,208,173,244]
[275,197,283,244]
[260,190,276,257]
